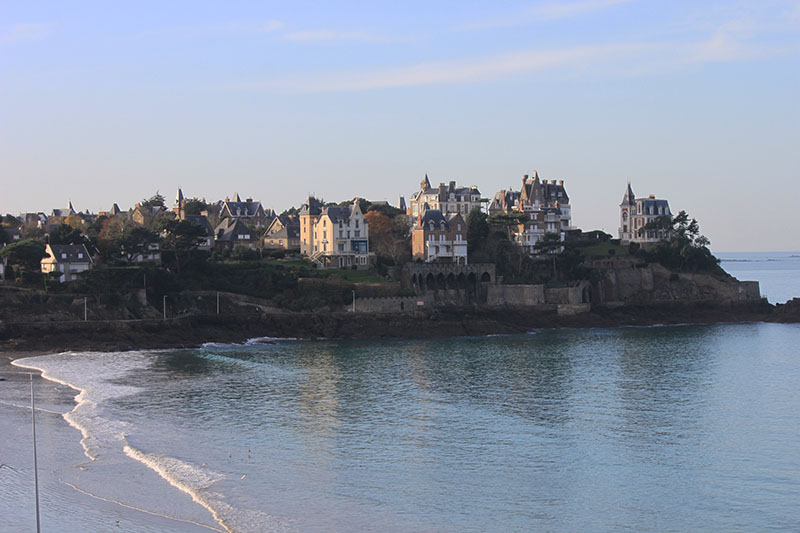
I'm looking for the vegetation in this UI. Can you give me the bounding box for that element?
[0,239,48,275]
[635,210,721,274]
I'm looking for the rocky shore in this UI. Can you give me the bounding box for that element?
[2,299,796,354]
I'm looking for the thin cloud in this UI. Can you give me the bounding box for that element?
[283,29,406,43]
[460,0,634,30]
[1,22,56,44]
[237,43,646,93]
[141,19,284,38]
[230,30,793,94]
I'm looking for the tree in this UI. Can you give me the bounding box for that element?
[183,199,207,215]
[117,226,158,263]
[637,210,719,273]
[48,223,83,245]
[0,228,8,245]
[161,219,207,273]
[141,192,165,208]
[65,214,85,230]
[0,239,47,273]
[365,210,410,265]
[466,207,489,257]
[534,232,563,279]
[367,203,404,219]
[488,211,527,240]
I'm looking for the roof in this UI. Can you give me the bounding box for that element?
[221,200,264,218]
[214,218,254,241]
[184,215,213,236]
[322,205,352,223]
[45,244,92,264]
[299,196,322,216]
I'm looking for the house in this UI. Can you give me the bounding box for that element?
[129,243,161,265]
[218,194,274,227]
[98,203,122,217]
[408,175,483,218]
[41,243,93,282]
[618,182,672,244]
[214,218,258,249]
[412,210,468,264]
[488,171,573,250]
[183,215,215,250]
[131,204,167,226]
[299,196,372,269]
[50,201,76,219]
[263,216,300,251]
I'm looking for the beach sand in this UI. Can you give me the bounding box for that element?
[0,352,224,533]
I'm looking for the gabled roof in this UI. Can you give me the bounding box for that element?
[45,244,92,264]
[214,217,254,241]
[322,205,352,223]
[221,200,264,218]
[621,181,635,205]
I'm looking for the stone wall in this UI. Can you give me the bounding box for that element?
[593,261,761,304]
[352,295,431,313]
[486,284,545,306]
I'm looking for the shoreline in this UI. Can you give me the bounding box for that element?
[2,299,797,354]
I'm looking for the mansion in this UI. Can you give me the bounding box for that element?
[408,175,483,218]
[299,197,372,269]
[618,182,672,244]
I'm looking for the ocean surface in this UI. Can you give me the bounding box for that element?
[1,252,798,532]
[716,250,800,304]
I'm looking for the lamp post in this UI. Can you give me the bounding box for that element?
[163,295,167,320]
[1,372,41,532]
[352,290,356,313]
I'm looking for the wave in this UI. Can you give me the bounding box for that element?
[11,351,290,533]
[200,336,299,350]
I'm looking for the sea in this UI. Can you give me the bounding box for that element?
[1,251,799,532]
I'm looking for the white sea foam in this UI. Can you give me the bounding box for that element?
[12,351,293,533]
[200,336,299,349]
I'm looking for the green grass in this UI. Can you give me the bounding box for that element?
[323,269,389,283]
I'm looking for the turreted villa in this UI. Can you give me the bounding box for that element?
[618,182,672,244]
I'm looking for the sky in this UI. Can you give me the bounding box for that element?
[1,0,798,252]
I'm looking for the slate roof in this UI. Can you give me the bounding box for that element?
[184,215,213,236]
[214,218,254,242]
[45,244,92,264]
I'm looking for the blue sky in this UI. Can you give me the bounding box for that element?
[1,0,799,251]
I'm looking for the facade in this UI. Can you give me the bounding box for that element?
[218,194,273,227]
[408,175,483,218]
[41,243,93,282]
[263,216,300,251]
[131,204,167,226]
[488,171,572,250]
[299,197,372,269]
[411,210,468,265]
[618,182,672,244]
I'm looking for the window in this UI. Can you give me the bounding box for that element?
[355,220,359,228]
[354,230,360,237]
[61,253,67,259]
[78,253,83,259]
[338,243,344,252]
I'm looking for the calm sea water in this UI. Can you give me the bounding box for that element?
[717,250,800,304]
[2,252,799,532]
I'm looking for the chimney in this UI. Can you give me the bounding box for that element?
[524,174,528,180]
[246,197,253,202]
[649,194,655,199]
[558,180,564,186]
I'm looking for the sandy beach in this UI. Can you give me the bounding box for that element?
[0,352,224,532]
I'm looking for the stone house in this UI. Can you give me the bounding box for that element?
[131,204,167,226]
[408,175,483,218]
[218,194,274,228]
[618,182,672,244]
[214,218,258,250]
[412,210,468,264]
[263,215,300,251]
[41,243,93,282]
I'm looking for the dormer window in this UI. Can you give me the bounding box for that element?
[61,253,67,259]
[78,252,83,259]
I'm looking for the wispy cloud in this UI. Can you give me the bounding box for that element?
[460,0,634,30]
[283,29,406,44]
[230,29,794,94]
[141,19,284,38]
[1,22,56,44]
